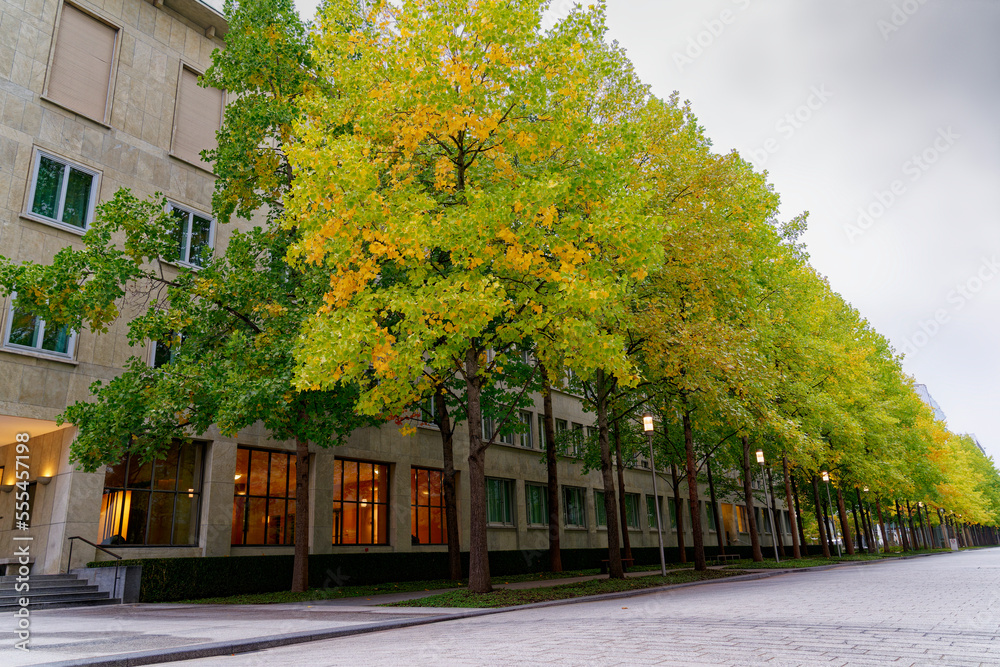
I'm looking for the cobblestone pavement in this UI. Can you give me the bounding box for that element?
[165,548,1000,667]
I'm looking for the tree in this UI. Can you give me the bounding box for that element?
[286,0,658,593]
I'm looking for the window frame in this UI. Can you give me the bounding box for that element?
[231,446,297,547]
[517,410,533,448]
[624,492,641,529]
[486,477,515,527]
[166,201,216,268]
[410,466,447,545]
[23,148,101,234]
[563,486,587,529]
[646,494,664,531]
[2,299,78,360]
[595,489,607,527]
[332,458,390,546]
[525,482,548,527]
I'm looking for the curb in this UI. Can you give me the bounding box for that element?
[35,552,959,667]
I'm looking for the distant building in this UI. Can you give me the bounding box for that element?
[967,434,987,456]
[914,384,947,423]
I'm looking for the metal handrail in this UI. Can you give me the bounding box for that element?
[66,536,123,603]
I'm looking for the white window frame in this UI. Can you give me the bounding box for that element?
[167,202,216,268]
[2,300,78,360]
[517,410,533,448]
[24,148,101,234]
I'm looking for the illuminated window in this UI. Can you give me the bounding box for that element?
[99,441,203,546]
[333,459,389,545]
[231,447,296,546]
[411,467,446,545]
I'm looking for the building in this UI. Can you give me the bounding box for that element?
[0,0,794,581]
[914,383,947,423]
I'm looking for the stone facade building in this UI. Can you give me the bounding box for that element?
[0,0,793,577]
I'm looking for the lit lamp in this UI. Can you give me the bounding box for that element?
[755,450,779,562]
[37,476,52,486]
[643,412,666,576]
[820,470,842,557]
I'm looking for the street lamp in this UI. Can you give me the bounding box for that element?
[756,450,779,563]
[643,412,667,576]
[821,470,842,557]
[860,486,879,555]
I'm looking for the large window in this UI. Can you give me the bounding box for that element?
[99,441,203,546]
[563,486,586,528]
[595,490,608,527]
[624,493,640,529]
[231,447,296,546]
[46,3,118,122]
[4,303,76,358]
[333,459,389,545]
[168,204,214,267]
[171,65,224,171]
[26,150,100,231]
[668,497,679,530]
[646,494,663,530]
[537,413,547,449]
[486,477,514,526]
[517,411,533,448]
[411,467,446,545]
[525,483,547,526]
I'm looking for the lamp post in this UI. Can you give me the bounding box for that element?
[756,450,779,563]
[821,471,842,557]
[863,486,879,554]
[644,413,667,576]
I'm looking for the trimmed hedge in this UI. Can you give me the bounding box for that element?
[91,543,829,602]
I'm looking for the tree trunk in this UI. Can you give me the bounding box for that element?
[435,386,462,581]
[851,496,863,552]
[682,408,705,571]
[670,463,686,563]
[822,492,834,554]
[812,475,831,558]
[856,488,871,553]
[613,421,632,562]
[741,436,763,562]
[792,474,808,552]
[895,500,909,551]
[595,369,624,578]
[707,456,725,555]
[291,433,310,593]
[875,498,889,550]
[906,501,920,550]
[766,466,785,557]
[836,486,855,555]
[464,347,491,593]
[783,455,800,558]
[541,367,562,573]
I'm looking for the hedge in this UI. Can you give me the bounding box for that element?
[90,543,827,602]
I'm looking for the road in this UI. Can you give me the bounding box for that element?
[165,549,1000,667]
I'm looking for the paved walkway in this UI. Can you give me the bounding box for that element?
[158,548,998,667]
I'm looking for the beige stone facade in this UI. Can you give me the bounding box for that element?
[0,0,793,576]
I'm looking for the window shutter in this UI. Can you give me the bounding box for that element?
[47,4,117,122]
[172,66,223,171]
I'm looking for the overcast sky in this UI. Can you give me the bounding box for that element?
[290,0,1000,465]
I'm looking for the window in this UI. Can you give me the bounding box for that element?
[26,150,100,231]
[668,497,679,530]
[486,477,514,525]
[46,3,118,122]
[736,505,749,533]
[411,467,446,545]
[151,333,183,368]
[570,422,584,456]
[231,447,296,546]
[525,483,547,526]
[646,494,663,530]
[705,501,717,532]
[172,65,224,171]
[333,459,389,545]
[595,490,607,527]
[624,493,640,529]
[517,411,533,448]
[4,303,76,358]
[537,413,547,450]
[563,486,586,528]
[99,441,203,546]
[168,204,214,267]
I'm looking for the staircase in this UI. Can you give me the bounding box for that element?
[0,572,120,611]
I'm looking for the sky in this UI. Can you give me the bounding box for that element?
[288,0,1000,465]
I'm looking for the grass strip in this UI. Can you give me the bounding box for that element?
[385,569,746,608]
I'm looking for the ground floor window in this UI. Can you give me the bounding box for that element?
[232,447,296,546]
[564,486,586,528]
[334,459,389,545]
[595,490,607,527]
[646,494,663,530]
[487,477,515,526]
[526,482,547,525]
[99,441,203,546]
[411,467,446,545]
[624,493,640,529]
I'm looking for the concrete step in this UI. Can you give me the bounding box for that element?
[0,584,103,598]
[0,572,121,610]
[0,574,81,583]
[0,596,120,611]
[0,587,108,601]
[0,578,92,590]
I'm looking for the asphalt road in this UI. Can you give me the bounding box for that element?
[164,548,1000,667]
